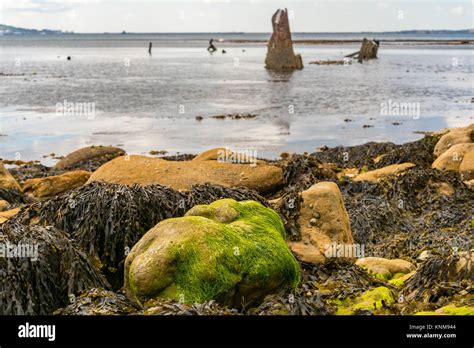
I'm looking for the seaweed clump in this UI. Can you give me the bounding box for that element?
[340,167,473,259]
[374,136,438,168]
[401,254,471,305]
[311,142,398,169]
[0,221,108,315]
[54,288,137,315]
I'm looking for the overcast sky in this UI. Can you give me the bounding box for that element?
[0,0,472,33]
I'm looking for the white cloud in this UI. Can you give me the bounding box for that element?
[449,6,464,15]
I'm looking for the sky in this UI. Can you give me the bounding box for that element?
[0,0,472,33]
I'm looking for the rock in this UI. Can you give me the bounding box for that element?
[87,155,283,194]
[336,286,395,315]
[388,270,416,287]
[0,162,21,191]
[432,143,474,175]
[0,199,9,212]
[192,148,261,165]
[0,207,20,224]
[288,182,354,264]
[124,199,300,308]
[353,163,415,183]
[22,170,91,198]
[433,124,474,157]
[449,250,473,281]
[54,145,125,170]
[459,149,474,180]
[464,179,474,190]
[355,257,416,280]
[264,8,303,70]
[417,250,433,262]
[416,304,474,316]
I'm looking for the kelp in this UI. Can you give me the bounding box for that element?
[0,221,108,315]
[0,188,31,205]
[278,154,337,194]
[54,288,137,315]
[9,163,65,184]
[17,182,268,289]
[374,136,438,168]
[249,260,385,315]
[340,167,473,259]
[401,254,470,304]
[311,142,398,169]
[311,135,440,170]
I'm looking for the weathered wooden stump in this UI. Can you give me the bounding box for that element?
[265,9,303,70]
[345,38,379,63]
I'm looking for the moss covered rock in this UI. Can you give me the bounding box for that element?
[124,199,300,308]
[356,257,416,281]
[415,304,474,316]
[336,286,395,315]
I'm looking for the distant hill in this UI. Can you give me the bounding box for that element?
[0,24,67,35]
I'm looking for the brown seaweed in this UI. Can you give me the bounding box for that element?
[0,221,108,315]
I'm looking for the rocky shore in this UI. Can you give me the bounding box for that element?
[0,124,472,316]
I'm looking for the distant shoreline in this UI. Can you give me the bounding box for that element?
[228,39,474,45]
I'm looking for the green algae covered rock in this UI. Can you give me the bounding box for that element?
[124,199,300,308]
[336,286,395,315]
[415,304,474,316]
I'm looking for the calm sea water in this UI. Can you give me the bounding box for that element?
[0,33,473,164]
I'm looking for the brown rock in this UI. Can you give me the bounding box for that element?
[54,145,125,170]
[449,251,473,281]
[265,9,303,70]
[356,257,416,279]
[432,143,474,174]
[87,155,283,194]
[22,170,91,198]
[0,200,10,212]
[288,182,354,264]
[459,150,474,180]
[192,148,262,165]
[0,208,20,224]
[354,163,415,183]
[433,123,474,157]
[0,162,21,191]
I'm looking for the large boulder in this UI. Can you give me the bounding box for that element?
[433,124,474,157]
[124,199,300,308]
[353,163,415,183]
[356,257,416,280]
[432,143,474,177]
[288,182,354,264]
[22,170,91,198]
[87,155,283,194]
[54,145,125,170]
[265,8,303,70]
[0,162,21,191]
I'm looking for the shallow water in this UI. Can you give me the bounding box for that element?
[0,34,473,165]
